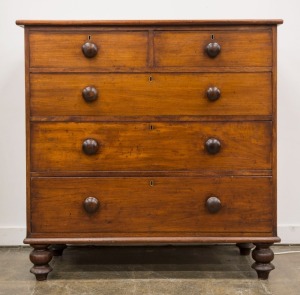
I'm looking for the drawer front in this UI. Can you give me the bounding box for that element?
[31,177,273,234]
[154,31,272,67]
[31,122,272,172]
[29,31,148,68]
[31,73,272,116]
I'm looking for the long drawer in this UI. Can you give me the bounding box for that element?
[31,177,273,234]
[154,30,272,67]
[30,73,272,116]
[29,31,148,68]
[31,121,272,172]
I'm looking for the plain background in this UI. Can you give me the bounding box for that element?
[0,0,299,245]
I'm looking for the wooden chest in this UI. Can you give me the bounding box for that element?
[17,19,283,280]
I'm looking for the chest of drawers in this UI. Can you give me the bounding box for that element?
[17,19,283,281]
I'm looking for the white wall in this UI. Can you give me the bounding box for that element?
[0,0,299,245]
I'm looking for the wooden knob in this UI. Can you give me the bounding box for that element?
[82,86,98,102]
[206,196,222,213]
[82,42,98,58]
[82,138,99,155]
[206,42,221,58]
[206,86,221,101]
[205,138,221,154]
[83,197,100,214]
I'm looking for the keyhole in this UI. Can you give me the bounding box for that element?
[149,180,154,187]
[149,124,154,130]
[211,34,214,40]
[88,35,91,40]
[149,76,153,82]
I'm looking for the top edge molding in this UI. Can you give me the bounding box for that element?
[16,19,284,27]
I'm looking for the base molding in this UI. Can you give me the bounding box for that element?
[23,236,281,245]
[1,226,300,245]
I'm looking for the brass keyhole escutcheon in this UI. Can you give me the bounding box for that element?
[149,180,154,187]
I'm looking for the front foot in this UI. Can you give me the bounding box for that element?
[236,243,254,255]
[29,244,53,281]
[251,243,275,280]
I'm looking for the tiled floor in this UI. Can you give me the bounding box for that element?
[0,245,299,295]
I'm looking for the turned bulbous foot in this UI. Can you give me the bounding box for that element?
[50,244,67,256]
[236,243,254,256]
[29,245,53,281]
[251,243,275,280]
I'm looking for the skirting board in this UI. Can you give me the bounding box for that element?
[0,227,26,246]
[278,225,300,244]
[0,226,299,246]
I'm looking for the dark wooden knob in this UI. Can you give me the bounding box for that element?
[82,86,98,102]
[83,197,100,214]
[82,138,99,155]
[206,86,221,101]
[82,42,98,58]
[206,42,221,58]
[206,196,222,213]
[205,138,221,154]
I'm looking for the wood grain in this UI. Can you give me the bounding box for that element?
[30,170,272,177]
[31,177,273,234]
[154,30,272,67]
[30,73,272,116]
[29,66,273,73]
[30,115,273,123]
[272,26,278,235]
[30,121,272,172]
[25,28,32,235]
[29,31,148,68]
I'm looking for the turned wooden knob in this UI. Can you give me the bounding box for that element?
[206,196,222,213]
[206,86,221,101]
[82,138,99,155]
[205,138,221,154]
[82,86,98,102]
[82,42,98,58]
[83,197,100,214]
[205,42,221,58]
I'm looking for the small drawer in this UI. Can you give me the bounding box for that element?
[29,31,148,68]
[154,30,272,67]
[31,121,272,172]
[30,73,272,116]
[30,177,273,234]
